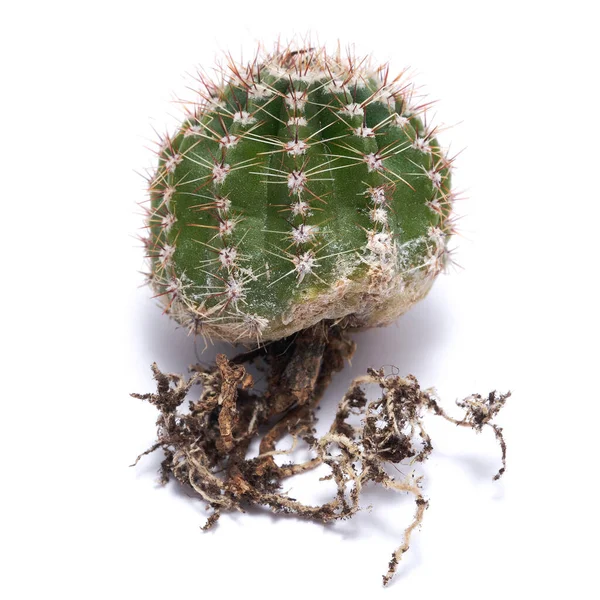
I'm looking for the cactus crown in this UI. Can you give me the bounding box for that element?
[143,42,456,344]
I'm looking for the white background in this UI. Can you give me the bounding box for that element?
[1,1,598,598]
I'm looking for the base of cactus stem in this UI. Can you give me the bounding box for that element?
[132,321,509,586]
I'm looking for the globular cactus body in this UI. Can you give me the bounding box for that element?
[145,44,455,344]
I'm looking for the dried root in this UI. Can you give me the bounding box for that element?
[132,322,509,586]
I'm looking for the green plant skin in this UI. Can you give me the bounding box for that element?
[145,48,454,343]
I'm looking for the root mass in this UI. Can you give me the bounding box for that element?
[132,322,508,586]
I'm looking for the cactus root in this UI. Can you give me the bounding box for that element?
[132,323,508,586]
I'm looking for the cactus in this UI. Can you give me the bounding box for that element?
[143,43,455,344]
[135,42,507,588]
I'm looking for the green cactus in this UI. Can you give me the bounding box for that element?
[135,44,509,587]
[143,44,455,344]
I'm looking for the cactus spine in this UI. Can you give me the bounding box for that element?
[144,43,455,344]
